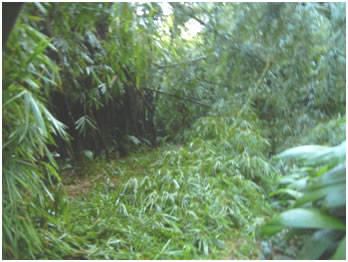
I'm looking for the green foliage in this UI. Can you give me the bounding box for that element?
[184,100,277,187]
[15,3,166,154]
[2,2,345,260]
[279,115,346,152]
[7,2,345,154]
[31,88,280,259]
[2,10,68,259]
[75,115,97,138]
[262,137,346,259]
[152,3,346,146]
[39,142,272,259]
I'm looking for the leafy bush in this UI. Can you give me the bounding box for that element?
[184,99,277,187]
[2,10,68,259]
[281,115,346,151]
[262,136,346,259]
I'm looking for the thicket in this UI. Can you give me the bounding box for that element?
[2,2,345,259]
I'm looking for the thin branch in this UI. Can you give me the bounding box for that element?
[236,58,272,120]
[189,14,207,27]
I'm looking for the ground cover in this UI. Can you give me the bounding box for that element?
[39,101,279,259]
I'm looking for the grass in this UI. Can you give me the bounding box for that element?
[29,101,280,259]
[27,111,343,259]
[6,101,344,259]
[42,142,274,259]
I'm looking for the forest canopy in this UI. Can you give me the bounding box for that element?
[2,2,346,260]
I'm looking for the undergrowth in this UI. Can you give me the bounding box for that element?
[16,98,344,260]
[262,120,346,259]
[285,114,346,148]
[38,100,278,259]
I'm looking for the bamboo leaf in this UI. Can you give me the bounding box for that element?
[3,87,27,108]
[295,184,346,208]
[154,239,171,259]
[33,2,48,15]
[276,208,345,230]
[82,150,94,160]
[310,164,346,190]
[269,188,303,199]
[277,145,330,160]
[42,162,61,183]
[40,105,69,140]
[26,92,47,136]
[25,38,53,66]
[24,76,40,89]
[127,135,141,145]
[330,237,346,260]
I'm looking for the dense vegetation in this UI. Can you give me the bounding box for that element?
[2,2,345,259]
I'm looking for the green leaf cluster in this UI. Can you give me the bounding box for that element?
[262,132,346,259]
[3,12,69,259]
